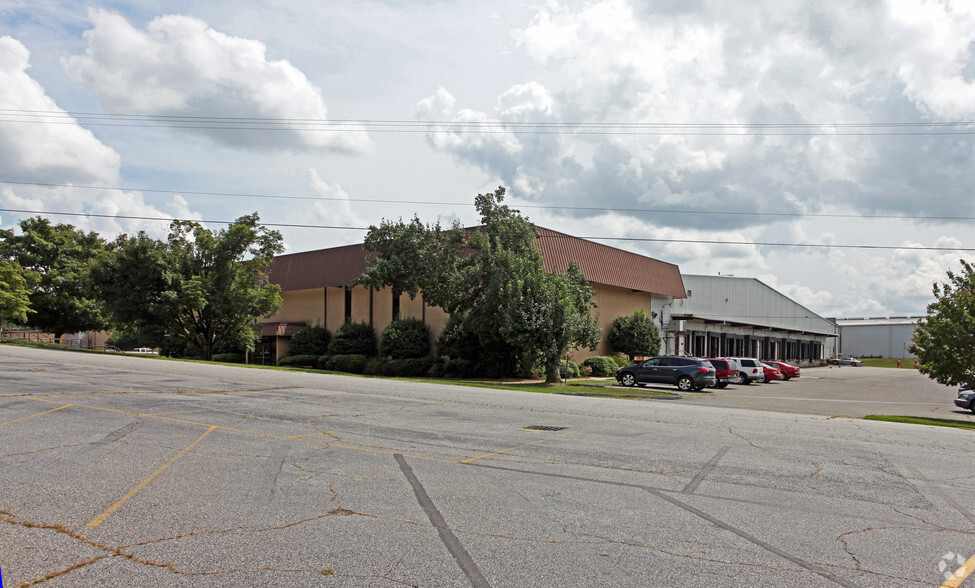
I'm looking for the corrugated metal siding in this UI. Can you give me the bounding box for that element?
[269,226,685,297]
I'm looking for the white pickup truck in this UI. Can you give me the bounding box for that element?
[129,347,158,355]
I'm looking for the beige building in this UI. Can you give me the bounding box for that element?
[260,227,686,364]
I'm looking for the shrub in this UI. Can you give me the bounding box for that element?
[581,356,619,377]
[316,354,332,370]
[380,318,431,359]
[329,322,377,357]
[381,357,435,377]
[612,355,631,368]
[278,354,320,367]
[364,357,385,375]
[427,357,446,378]
[212,353,245,364]
[609,309,661,361]
[443,358,476,378]
[325,354,369,374]
[288,325,331,356]
[560,360,580,378]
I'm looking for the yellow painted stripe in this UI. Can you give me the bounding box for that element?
[461,431,577,464]
[0,404,73,427]
[942,552,975,588]
[23,397,458,464]
[86,425,217,527]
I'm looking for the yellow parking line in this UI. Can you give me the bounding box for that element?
[86,425,218,527]
[0,404,73,427]
[460,431,576,464]
[942,553,975,588]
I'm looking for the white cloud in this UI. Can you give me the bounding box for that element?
[62,10,371,153]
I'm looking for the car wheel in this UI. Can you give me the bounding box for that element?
[717,382,728,388]
[636,383,646,387]
[970,402,975,414]
[620,372,636,387]
[677,376,694,392]
[740,377,751,385]
[782,375,790,381]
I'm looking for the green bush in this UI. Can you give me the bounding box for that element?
[278,354,320,367]
[560,360,580,378]
[444,358,476,378]
[212,353,245,364]
[316,354,332,370]
[289,325,331,356]
[329,321,377,356]
[381,357,435,377]
[380,318,431,359]
[427,357,446,378]
[325,354,369,374]
[364,357,385,375]
[581,356,619,377]
[612,355,631,368]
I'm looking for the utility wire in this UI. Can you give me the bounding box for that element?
[2,108,975,136]
[2,207,972,252]
[0,179,967,222]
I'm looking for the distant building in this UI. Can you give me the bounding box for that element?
[826,317,922,359]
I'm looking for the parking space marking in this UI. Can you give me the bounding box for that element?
[86,425,218,527]
[942,552,975,588]
[460,430,577,464]
[0,403,73,427]
[23,395,458,464]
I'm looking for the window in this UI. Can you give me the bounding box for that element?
[344,287,352,323]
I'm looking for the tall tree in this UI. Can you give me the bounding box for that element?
[359,187,601,382]
[93,214,284,360]
[911,260,975,386]
[0,217,106,339]
[0,260,33,326]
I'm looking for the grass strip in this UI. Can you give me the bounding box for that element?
[864,415,975,431]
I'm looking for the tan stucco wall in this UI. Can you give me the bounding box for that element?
[325,287,345,329]
[573,283,657,361]
[266,288,325,325]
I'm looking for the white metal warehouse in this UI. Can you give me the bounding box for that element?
[663,275,837,365]
[826,316,921,359]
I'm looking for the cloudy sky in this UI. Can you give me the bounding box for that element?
[2,0,974,319]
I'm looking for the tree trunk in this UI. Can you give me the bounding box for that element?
[544,358,561,384]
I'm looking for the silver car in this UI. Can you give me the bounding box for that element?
[828,357,863,367]
[956,383,975,413]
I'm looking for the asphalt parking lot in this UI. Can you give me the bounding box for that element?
[634,365,972,420]
[2,346,974,587]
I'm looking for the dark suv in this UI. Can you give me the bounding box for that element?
[616,356,717,391]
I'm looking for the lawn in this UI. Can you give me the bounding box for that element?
[864,415,974,431]
[861,358,919,369]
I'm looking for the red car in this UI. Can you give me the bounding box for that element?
[761,362,783,382]
[762,360,800,380]
[706,358,739,388]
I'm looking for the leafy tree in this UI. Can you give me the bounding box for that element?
[380,318,431,359]
[360,186,601,382]
[911,260,975,386]
[0,217,107,339]
[92,213,284,360]
[0,260,33,326]
[609,309,661,361]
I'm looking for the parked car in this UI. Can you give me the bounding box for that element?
[761,362,783,382]
[955,383,975,413]
[762,360,800,380]
[129,347,158,355]
[705,358,739,388]
[616,356,717,392]
[828,357,863,367]
[729,357,765,384]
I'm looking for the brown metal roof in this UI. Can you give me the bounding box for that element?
[535,227,686,297]
[269,226,685,297]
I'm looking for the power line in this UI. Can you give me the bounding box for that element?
[0,179,968,222]
[2,207,972,252]
[2,108,975,136]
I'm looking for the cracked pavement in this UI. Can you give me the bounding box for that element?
[1,345,973,587]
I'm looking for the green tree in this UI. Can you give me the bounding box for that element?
[0,260,33,326]
[609,309,661,361]
[92,213,284,360]
[0,217,106,339]
[911,260,975,386]
[359,186,601,382]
